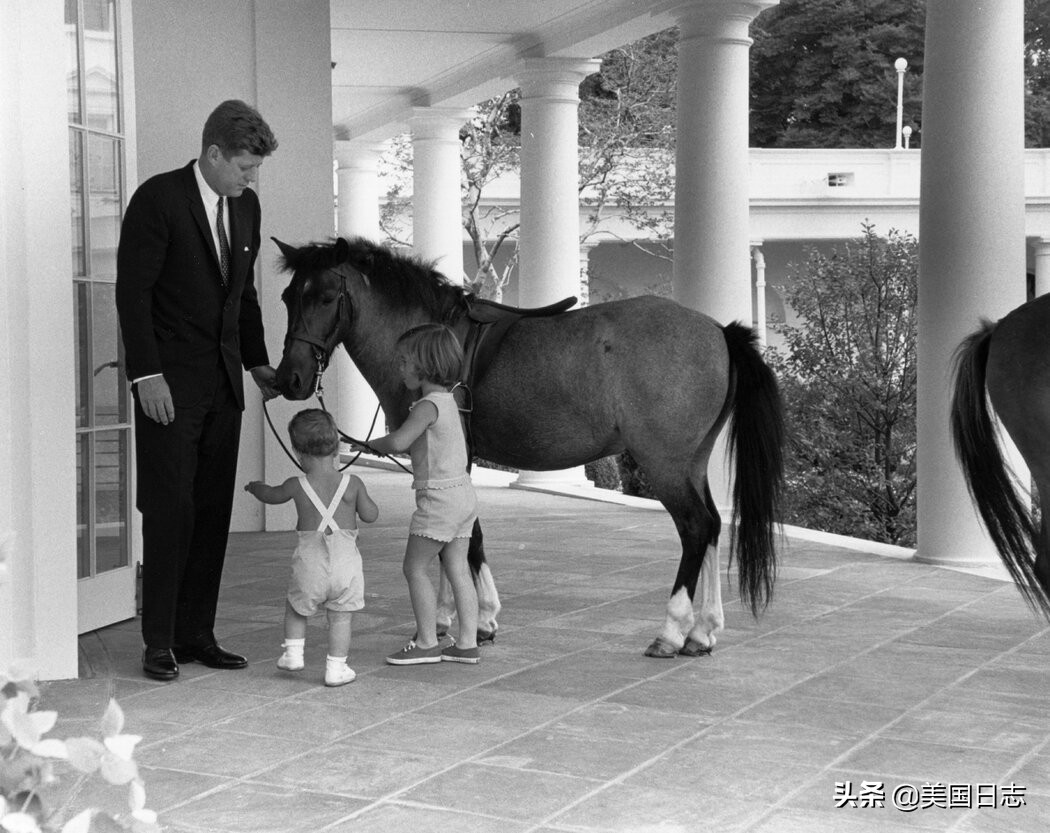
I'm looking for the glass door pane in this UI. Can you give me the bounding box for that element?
[94,430,128,574]
[74,283,90,429]
[83,0,119,132]
[76,434,90,580]
[92,283,125,425]
[65,0,82,123]
[88,133,121,278]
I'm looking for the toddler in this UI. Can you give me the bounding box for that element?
[245,408,378,685]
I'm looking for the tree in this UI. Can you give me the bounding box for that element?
[752,0,1050,148]
[767,224,919,545]
[460,93,522,300]
[1025,0,1050,146]
[750,0,926,148]
[578,29,678,260]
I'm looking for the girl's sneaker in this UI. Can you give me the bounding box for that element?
[324,663,356,687]
[441,645,480,664]
[385,641,443,665]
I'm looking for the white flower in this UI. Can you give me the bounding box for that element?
[58,810,93,833]
[0,692,67,759]
[0,812,42,833]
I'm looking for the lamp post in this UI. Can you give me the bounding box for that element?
[902,125,912,149]
[894,57,908,149]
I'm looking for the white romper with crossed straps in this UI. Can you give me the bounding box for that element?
[286,474,365,616]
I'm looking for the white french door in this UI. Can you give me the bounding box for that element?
[67,0,137,633]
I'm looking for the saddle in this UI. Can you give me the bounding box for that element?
[454,294,576,464]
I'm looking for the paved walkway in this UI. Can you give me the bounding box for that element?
[40,467,1050,832]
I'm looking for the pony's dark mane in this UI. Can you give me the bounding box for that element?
[279,236,469,323]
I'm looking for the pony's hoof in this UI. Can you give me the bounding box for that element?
[679,638,713,657]
[477,628,496,645]
[644,637,680,658]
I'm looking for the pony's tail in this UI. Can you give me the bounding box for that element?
[722,322,785,616]
[949,322,1050,618]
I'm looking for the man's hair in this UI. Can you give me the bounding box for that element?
[201,99,278,158]
[288,409,339,457]
[397,323,463,387]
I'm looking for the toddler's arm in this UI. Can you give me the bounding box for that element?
[350,476,379,524]
[244,477,297,505]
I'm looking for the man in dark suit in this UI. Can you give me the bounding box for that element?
[116,100,280,681]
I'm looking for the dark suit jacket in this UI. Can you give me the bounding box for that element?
[116,160,269,410]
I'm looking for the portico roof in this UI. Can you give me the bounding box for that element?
[330,0,677,141]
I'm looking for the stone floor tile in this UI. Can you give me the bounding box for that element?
[397,762,599,823]
[161,782,368,833]
[322,803,533,833]
[835,737,1022,785]
[549,781,770,832]
[251,743,452,798]
[136,726,316,778]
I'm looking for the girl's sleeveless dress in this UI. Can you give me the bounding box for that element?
[407,390,477,542]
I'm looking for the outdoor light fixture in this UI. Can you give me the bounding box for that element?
[894,57,908,149]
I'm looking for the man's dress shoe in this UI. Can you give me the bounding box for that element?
[173,642,248,669]
[142,647,179,681]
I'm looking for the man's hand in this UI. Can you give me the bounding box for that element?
[137,376,175,425]
[250,365,280,401]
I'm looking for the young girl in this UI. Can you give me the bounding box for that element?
[245,408,378,686]
[355,323,481,665]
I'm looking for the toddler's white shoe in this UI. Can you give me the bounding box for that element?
[277,652,304,671]
[324,663,356,687]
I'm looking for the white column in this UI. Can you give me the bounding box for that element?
[916,0,1027,567]
[751,243,767,348]
[513,57,599,490]
[1033,238,1050,298]
[0,0,79,678]
[516,58,599,306]
[333,140,383,442]
[410,107,470,284]
[672,0,774,511]
[672,0,776,322]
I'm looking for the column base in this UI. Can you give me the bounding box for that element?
[911,552,1004,570]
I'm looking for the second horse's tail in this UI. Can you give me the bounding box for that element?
[722,322,785,616]
[949,321,1050,617]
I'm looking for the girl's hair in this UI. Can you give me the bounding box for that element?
[288,409,339,457]
[397,323,463,387]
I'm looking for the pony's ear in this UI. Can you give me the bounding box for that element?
[334,237,350,260]
[271,237,297,260]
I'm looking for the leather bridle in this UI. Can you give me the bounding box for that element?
[283,266,353,397]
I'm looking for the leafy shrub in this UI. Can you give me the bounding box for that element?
[1,663,158,833]
[767,224,918,546]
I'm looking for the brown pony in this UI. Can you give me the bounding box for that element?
[950,294,1050,617]
[272,236,785,656]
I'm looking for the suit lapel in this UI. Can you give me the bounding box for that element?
[182,162,227,288]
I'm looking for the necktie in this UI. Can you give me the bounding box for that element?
[216,196,230,287]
